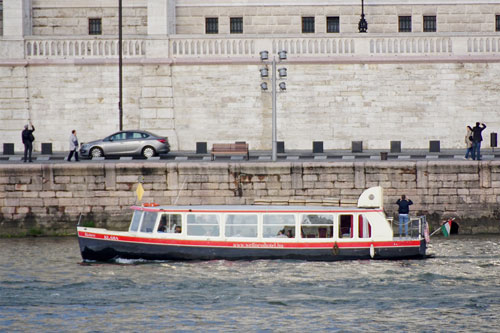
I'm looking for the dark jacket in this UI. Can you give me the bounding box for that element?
[396,199,413,214]
[472,123,486,143]
[22,126,35,144]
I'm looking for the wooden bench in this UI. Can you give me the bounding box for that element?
[211,143,249,160]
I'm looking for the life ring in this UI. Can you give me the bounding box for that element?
[143,202,159,207]
[332,242,340,256]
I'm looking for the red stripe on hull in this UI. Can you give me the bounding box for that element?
[78,231,421,250]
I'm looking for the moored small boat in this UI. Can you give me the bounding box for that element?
[77,187,428,262]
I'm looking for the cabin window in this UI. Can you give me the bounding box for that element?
[129,211,143,232]
[225,214,258,238]
[187,214,220,237]
[158,214,182,233]
[339,215,353,238]
[263,214,296,238]
[140,211,158,233]
[358,215,372,238]
[300,214,334,239]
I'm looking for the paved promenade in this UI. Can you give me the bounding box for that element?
[1,148,498,164]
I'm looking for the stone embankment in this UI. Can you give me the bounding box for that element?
[1,161,499,236]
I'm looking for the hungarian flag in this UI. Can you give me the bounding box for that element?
[441,219,452,237]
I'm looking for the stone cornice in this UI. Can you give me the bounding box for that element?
[2,54,499,66]
[177,0,500,7]
[28,0,500,8]
[31,0,145,8]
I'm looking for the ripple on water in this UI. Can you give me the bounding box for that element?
[1,236,500,331]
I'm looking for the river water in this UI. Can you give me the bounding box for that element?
[1,235,500,332]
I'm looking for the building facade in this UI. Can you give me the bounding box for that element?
[1,0,500,152]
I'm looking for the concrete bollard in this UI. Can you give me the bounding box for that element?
[196,142,207,154]
[429,140,440,152]
[3,143,14,155]
[41,143,53,155]
[352,141,363,153]
[491,133,497,148]
[313,141,323,153]
[390,141,401,153]
[277,141,285,154]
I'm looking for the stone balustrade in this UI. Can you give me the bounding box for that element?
[24,37,146,58]
[166,34,500,59]
[16,33,500,60]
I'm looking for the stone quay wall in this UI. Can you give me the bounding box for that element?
[2,61,500,153]
[1,161,499,237]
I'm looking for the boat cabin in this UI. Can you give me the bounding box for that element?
[128,206,392,242]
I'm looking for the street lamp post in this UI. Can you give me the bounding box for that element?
[118,0,123,131]
[260,51,287,161]
[358,0,368,33]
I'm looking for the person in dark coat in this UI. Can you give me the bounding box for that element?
[471,122,486,161]
[396,195,413,237]
[21,123,35,163]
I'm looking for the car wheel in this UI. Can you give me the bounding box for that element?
[90,147,104,158]
[142,146,156,158]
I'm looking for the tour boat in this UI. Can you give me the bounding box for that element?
[77,187,428,261]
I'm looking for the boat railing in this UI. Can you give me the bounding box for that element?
[390,215,427,239]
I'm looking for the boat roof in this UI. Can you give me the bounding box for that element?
[132,205,382,213]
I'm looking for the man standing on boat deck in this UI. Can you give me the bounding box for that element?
[396,195,413,238]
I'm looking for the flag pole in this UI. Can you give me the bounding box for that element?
[429,228,442,237]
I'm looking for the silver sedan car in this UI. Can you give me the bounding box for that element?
[80,130,170,159]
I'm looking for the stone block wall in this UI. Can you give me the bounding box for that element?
[171,62,500,151]
[31,2,147,36]
[0,64,176,153]
[1,161,499,236]
[21,1,500,36]
[0,66,29,138]
[175,2,500,35]
[1,61,499,153]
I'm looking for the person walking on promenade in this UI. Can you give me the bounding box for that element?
[67,130,80,162]
[464,125,473,160]
[396,195,413,238]
[471,122,486,161]
[21,122,35,163]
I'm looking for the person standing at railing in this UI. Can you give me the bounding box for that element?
[464,125,473,160]
[396,195,413,238]
[21,122,35,163]
[471,122,486,161]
